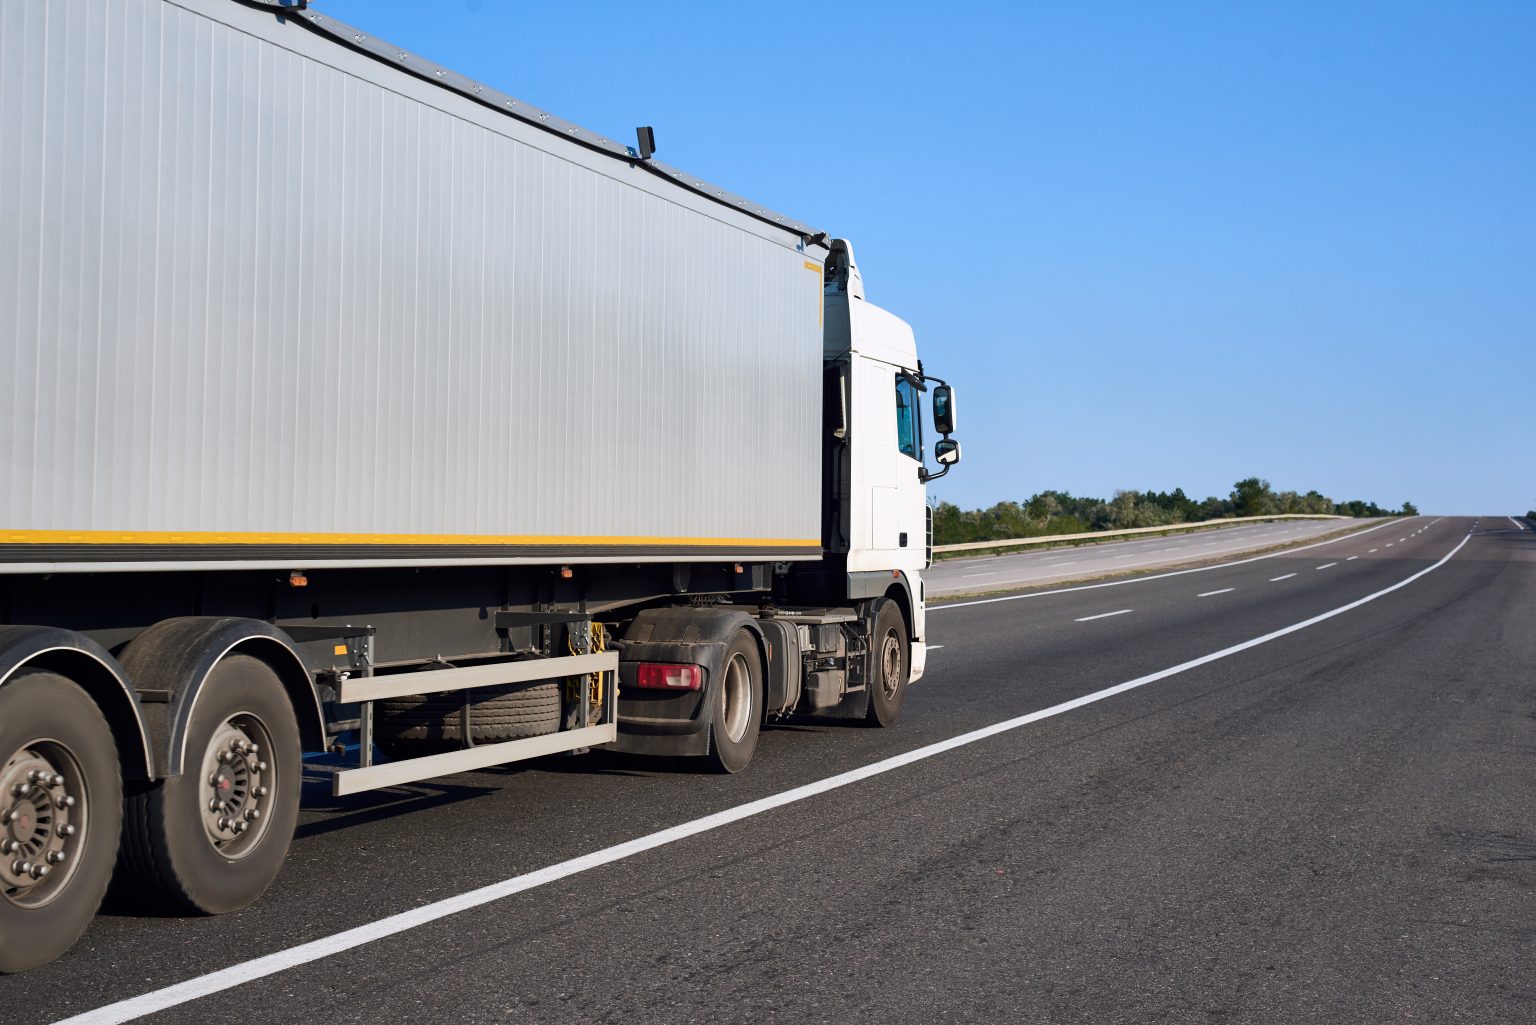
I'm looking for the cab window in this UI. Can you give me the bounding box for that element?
[895,376,921,460]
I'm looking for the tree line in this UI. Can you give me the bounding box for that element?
[933,478,1417,546]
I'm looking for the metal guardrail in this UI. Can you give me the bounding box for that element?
[933,514,1353,555]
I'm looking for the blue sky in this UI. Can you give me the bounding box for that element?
[313,1,1534,515]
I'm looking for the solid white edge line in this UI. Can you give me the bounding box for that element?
[55,529,1473,1025]
[1074,609,1134,622]
[932,519,1399,611]
[1270,573,1297,581]
[1511,516,1526,531]
[1197,588,1235,597]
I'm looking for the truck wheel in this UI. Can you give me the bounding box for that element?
[377,681,562,751]
[119,655,299,915]
[865,600,909,728]
[705,633,762,774]
[0,671,122,973]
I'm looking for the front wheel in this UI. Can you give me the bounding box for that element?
[0,671,123,973]
[865,600,910,728]
[704,632,763,774]
[118,655,300,915]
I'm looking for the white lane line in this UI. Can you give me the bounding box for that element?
[1386,543,1394,548]
[1511,516,1527,531]
[1074,609,1133,622]
[1270,573,1297,581]
[1346,556,1359,561]
[57,531,1475,1025]
[961,572,999,578]
[1197,588,1235,597]
[1399,538,1406,542]
[926,644,944,651]
[1316,562,1337,570]
[934,520,1399,611]
[1369,549,1378,553]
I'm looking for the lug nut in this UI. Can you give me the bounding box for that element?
[256,761,268,772]
[217,751,231,764]
[13,783,31,798]
[245,809,261,821]
[247,744,259,755]
[0,840,13,854]
[47,850,66,865]
[49,773,64,787]
[59,824,76,837]
[15,860,32,875]
[4,809,18,824]
[30,863,49,879]
[59,796,76,809]
[208,799,221,812]
[256,786,269,797]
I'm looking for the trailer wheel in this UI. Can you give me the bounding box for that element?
[865,600,909,728]
[0,671,122,973]
[119,655,299,915]
[705,632,763,774]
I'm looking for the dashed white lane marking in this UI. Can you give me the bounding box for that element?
[1270,573,1297,581]
[1316,562,1337,570]
[1369,548,1378,553]
[1386,543,1394,548]
[961,572,999,578]
[1197,588,1235,597]
[1346,556,1359,561]
[56,532,1475,1025]
[1399,538,1406,542]
[926,645,944,650]
[1075,609,1134,622]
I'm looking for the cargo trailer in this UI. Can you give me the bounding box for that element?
[0,0,962,971]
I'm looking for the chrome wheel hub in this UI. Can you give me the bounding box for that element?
[720,652,753,744]
[198,716,274,858]
[1,744,84,907]
[879,630,903,701]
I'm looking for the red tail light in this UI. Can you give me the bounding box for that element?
[635,663,703,690]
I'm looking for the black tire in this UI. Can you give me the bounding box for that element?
[0,671,123,973]
[866,600,910,728]
[377,681,562,750]
[704,632,763,774]
[118,655,300,915]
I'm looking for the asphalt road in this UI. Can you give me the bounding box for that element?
[928,518,1384,596]
[10,515,1535,1024]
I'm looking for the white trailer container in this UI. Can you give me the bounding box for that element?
[0,0,961,972]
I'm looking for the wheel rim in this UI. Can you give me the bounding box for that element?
[198,712,276,860]
[1,741,87,909]
[879,628,904,702]
[720,652,753,744]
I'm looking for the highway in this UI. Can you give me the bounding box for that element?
[927,517,1382,596]
[12,516,1535,1024]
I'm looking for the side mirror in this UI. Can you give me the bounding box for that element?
[932,384,957,436]
[935,438,961,466]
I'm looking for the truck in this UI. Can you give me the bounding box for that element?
[0,0,961,972]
